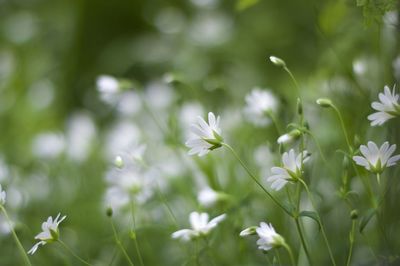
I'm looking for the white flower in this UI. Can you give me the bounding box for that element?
[197,187,219,207]
[269,56,286,67]
[27,213,66,255]
[244,88,278,127]
[185,112,223,156]
[368,85,400,126]
[0,184,5,205]
[353,141,400,174]
[171,212,226,241]
[267,149,309,191]
[96,75,119,94]
[255,222,285,251]
[277,129,301,145]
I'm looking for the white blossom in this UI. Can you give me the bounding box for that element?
[368,85,400,126]
[244,88,278,127]
[0,184,5,205]
[255,222,285,251]
[28,213,66,255]
[267,149,309,191]
[197,187,219,207]
[185,112,223,156]
[172,212,226,241]
[353,141,400,174]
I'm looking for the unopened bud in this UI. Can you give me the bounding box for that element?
[114,156,124,169]
[277,129,301,145]
[240,226,258,237]
[350,209,358,220]
[316,98,333,108]
[269,56,286,67]
[106,207,113,217]
[297,98,303,115]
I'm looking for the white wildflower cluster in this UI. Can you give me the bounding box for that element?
[243,88,279,127]
[240,222,286,251]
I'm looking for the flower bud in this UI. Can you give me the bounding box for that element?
[277,129,301,145]
[350,209,358,220]
[297,98,303,115]
[269,56,286,67]
[240,226,258,237]
[114,155,124,169]
[316,98,333,108]
[106,207,113,217]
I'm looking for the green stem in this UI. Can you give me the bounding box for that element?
[282,242,296,266]
[266,110,282,136]
[129,202,144,266]
[294,218,312,266]
[110,219,135,266]
[57,239,92,266]
[0,206,32,266]
[331,104,352,152]
[222,143,292,217]
[298,179,336,266]
[346,220,356,266]
[283,67,301,96]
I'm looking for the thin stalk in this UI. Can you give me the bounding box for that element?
[129,201,144,266]
[282,242,296,266]
[298,179,336,266]
[275,249,282,265]
[57,239,92,266]
[110,219,135,266]
[283,67,301,96]
[346,220,356,266]
[0,206,32,266]
[330,104,352,152]
[266,110,283,136]
[294,218,312,266]
[222,143,292,216]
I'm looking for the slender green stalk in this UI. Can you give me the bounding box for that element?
[266,110,282,136]
[57,239,92,266]
[304,129,329,166]
[129,202,144,266]
[346,220,356,266]
[282,242,296,266]
[110,219,135,266]
[298,179,336,266]
[330,104,352,152]
[294,218,312,266]
[283,67,301,95]
[275,249,282,265]
[222,143,292,216]
[0,206,32,266]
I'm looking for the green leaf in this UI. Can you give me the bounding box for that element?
[236,0,259,11]
[299,211,320,227]
[359,208,377,233]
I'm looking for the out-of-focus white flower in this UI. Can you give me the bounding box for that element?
[244,88,278,127]
[27,213,66,255]
[368,85,400,126]
[32,133,65,159]
[172,212,226,241]
[353,141,400,175]
[185,112,223,156]
[267,149,309,191]
[277,129,301,145]
[0,184,6,205]
[255,222,285,251]
[197,187,219,207]
[97,75,119,94]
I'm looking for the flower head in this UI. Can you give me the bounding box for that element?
[277,129,301,145]
[27,213,66,255]
[172,212,226,241]
[368,85,400,126]
[197,187,219,208]
[244,88,278,127]
[255,222,285,251]
[185,112,223,156]
[0,184,5,205]
[267,149,309,191]
[353,141,400,174]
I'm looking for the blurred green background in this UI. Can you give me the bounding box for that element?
[0,0,399,265]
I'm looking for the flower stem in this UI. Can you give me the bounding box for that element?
[283,67,301,96]
[294,217,312,266]
[298,179,336,266]
[282,242,296,266]
[129,201,144,266]
[0,206,32,266]
[330,104,352,152]
[346,220,357,266]
[110,219,135,266]
[222,143,292,217]
[57,239,92,266]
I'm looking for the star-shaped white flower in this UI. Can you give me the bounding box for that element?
[255,222,285,251]
[244,88,278,126]
[0,184,6,205]
[267,149,309,191]
[185,112,223,156]
[27,213,66,255]
[353,141,400,174]
[171,212,226,241]
[368,85,400,126]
